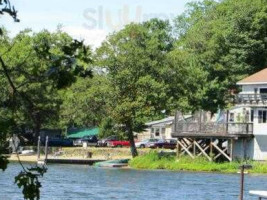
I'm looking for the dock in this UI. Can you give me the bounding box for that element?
[8,154,106,165]
[46,158,105,165]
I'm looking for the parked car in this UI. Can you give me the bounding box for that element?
[146,139,165,148]
[151,139,177,150]
[135,139,159,148]
[97,135,119,147]
[42,137,73,147]
[107,140,130,147]
[73,138,83,146]
[73,135,98,147]
[81,135,98,147]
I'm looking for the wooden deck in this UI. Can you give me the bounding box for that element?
[172,110,253,139]
[172,111,253,161]
[172,122,253,139]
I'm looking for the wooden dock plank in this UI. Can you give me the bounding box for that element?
[46,158,106,165]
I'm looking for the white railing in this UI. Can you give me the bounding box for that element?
[175,122,253,136]
[236,93,267,104]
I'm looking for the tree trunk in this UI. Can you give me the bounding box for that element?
[126,123,138,158]
[32,113,41,144]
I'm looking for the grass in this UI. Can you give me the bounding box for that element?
[129,151,267,174]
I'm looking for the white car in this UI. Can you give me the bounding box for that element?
[135,139,159,148]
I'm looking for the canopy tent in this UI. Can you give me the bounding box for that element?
[67,128,99,139]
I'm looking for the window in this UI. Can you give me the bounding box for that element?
[155,128,160,136]
[245,111,250,122]
[151,128,155,133]
[250,110,254,122]
[229,113,235,122]
[258,110,267,123]
[260,88,267,94]
[161,128,166,134]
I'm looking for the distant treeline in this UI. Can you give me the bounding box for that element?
[0,0,266,152]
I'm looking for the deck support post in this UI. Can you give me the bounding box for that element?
[174,136,241,162]
[177,139,194,159]
[210,138,213,161]
[212,141,231,162]
[194,139,212,161]
[230,139,234,162]
[176,138,180,158]
[193,139,196,157]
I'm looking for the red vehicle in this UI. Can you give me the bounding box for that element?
[107,140,130,147]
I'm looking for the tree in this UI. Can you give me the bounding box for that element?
[0,0,18,172]
[0,2,94,200]
[98,117,125,139]
[174,0,267,112]
[0,29,92,140]
[0,0,19,35]
[97,19,174,157]
[59,74,111,129]
[166,49,208,113]
[0,28,92,200]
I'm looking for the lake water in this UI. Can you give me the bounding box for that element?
[1,163,267,200]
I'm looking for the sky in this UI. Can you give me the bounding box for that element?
[1,0,196,48]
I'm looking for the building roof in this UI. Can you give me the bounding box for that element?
[145,115,192,126]
[145,116,174,126]
[67,128,99,139]
[237,68,267,85]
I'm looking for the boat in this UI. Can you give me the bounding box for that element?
[249,190,267,199]
[94,159,129,168]
[20,150,35,156]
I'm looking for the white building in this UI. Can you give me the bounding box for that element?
[232,68,267,160]
[137,116,191,141]
[172,68,267,161]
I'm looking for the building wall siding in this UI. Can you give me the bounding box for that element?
[241,84,267,94]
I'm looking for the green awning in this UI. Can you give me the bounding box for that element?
[67,128,99,139]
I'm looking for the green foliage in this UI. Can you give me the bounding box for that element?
[97,19,174,131]
[0,116,15,171]
[0,2,94,200]
[15,166,47,200]
[59,74,110,128]
[98,117,126,139]
[1,1,267,198]
[99,117,116,139]
[0,29,93,136]
[252,161,267,174]
[0,28,92,200]
[166,49,208,112]
[97,19,175,156]
[174,0,267,112]
[130,152,267,173]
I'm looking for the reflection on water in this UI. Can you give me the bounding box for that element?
[1,162,267,200]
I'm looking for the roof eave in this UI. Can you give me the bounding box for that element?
[237,82,267,85]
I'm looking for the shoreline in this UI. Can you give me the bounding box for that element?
[7,149,267,175]
[9,156,267,175]
[129,152,267,174]
[8,155,267,175]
